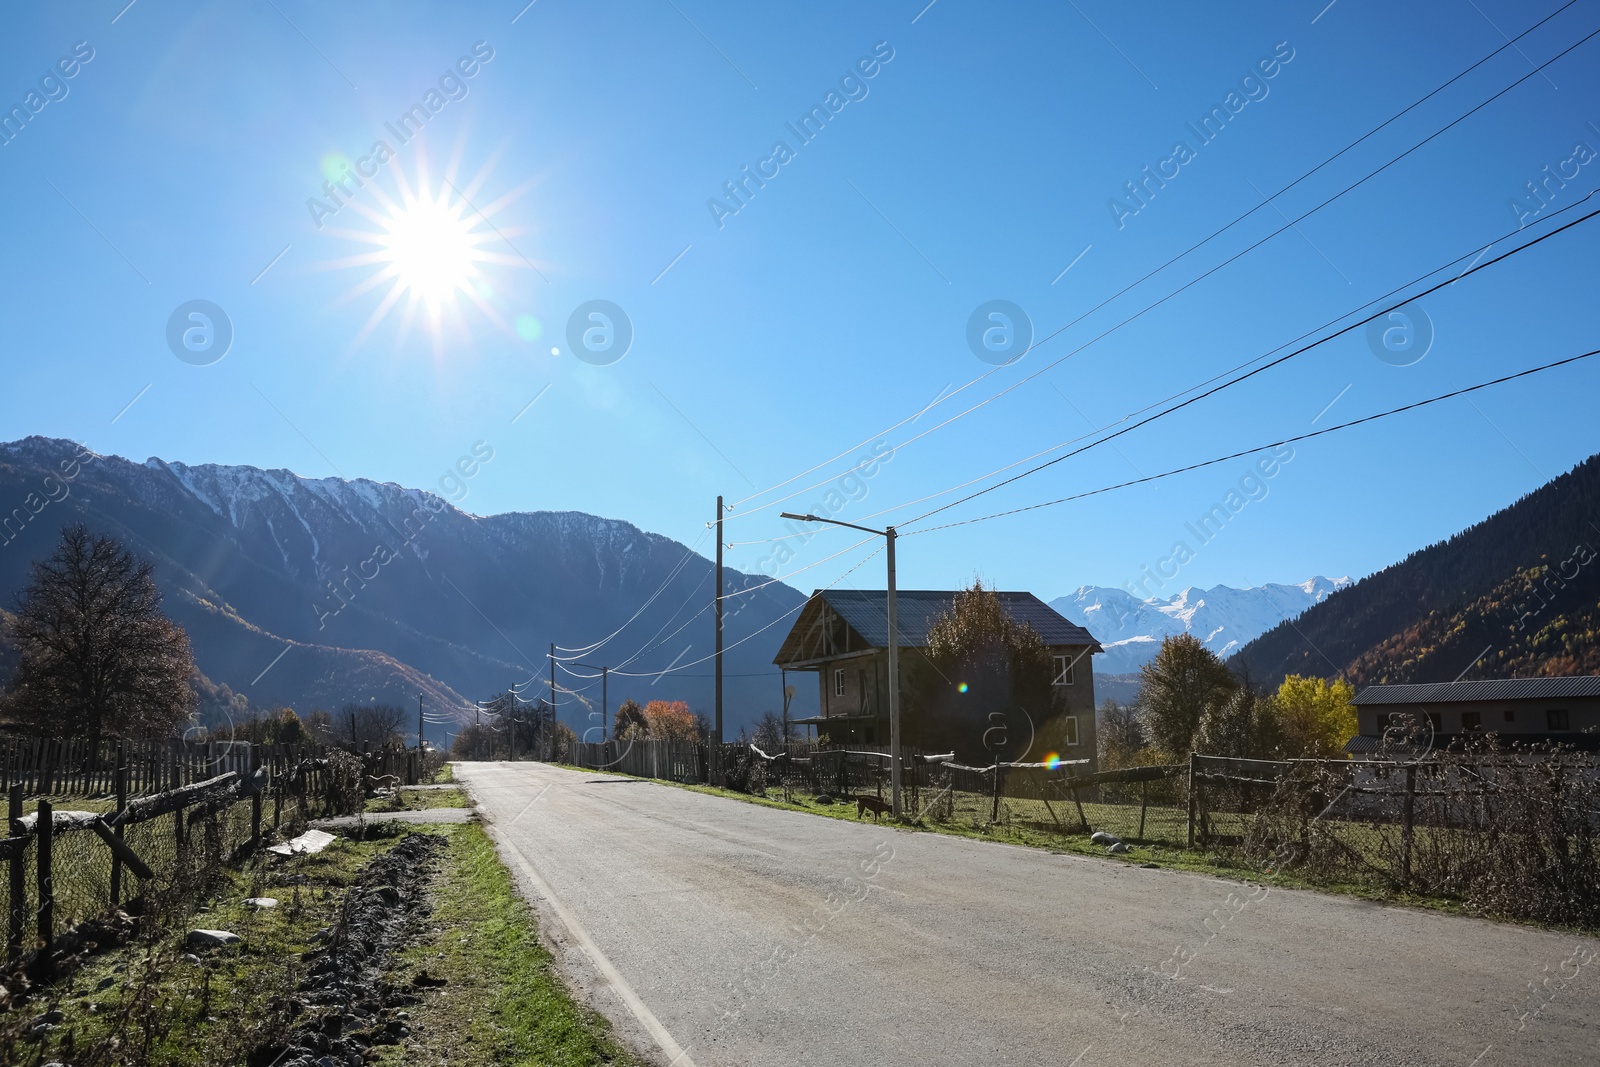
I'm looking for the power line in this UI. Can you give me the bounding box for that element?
[550,526,711,661]
[607,543,886,678]
[902,192,1600,528]
[718,16,1600,524]
[723,194,1559,548]
[907,347,1600,535]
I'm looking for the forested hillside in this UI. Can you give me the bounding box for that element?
[1231,453,1600,687]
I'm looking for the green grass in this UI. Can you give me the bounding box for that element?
[372,822,638,1067]
[11,823,419,1066]
[430,762,456,784]
[8,819,635,1066]
[363,786,470,814]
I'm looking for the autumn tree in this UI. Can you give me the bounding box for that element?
[1275,675,1357,758]
[3,525,196,747]
[613,698,648,741]
[1139,633,1237,758]
[643,700,698,741]
[913,581,1056,761]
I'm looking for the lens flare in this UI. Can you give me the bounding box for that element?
[1044,752,1062,770]
[957,682,969,694]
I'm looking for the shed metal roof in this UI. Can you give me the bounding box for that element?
[776,589,1100,666]
[1352,677,1600,705]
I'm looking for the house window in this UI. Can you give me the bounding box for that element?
[1549,709,1570,731]
[1052,655,1075,686]
[833,669,845,697]
[1461,711,1481,732]
[1062,716,1079,747]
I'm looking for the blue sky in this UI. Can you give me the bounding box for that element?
[1,0,1597,607]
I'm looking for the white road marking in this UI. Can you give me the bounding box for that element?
[489,811,698,1067]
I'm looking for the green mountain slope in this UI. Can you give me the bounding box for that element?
[1231,454,1600,687]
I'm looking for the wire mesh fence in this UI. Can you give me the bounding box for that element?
[1,740,333,968]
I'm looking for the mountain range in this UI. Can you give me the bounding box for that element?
[1050,578,1350,676]
[0,437,805,740]
[1232,452,1600,687]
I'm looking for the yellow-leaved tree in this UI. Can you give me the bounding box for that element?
[1275,675,1357,758]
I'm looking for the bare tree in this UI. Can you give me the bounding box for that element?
[333,702,407,750]
[750,711,796,751]
[2,524,196,746]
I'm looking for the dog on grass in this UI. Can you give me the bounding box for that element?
[854,794,892,821]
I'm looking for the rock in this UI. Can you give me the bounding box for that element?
[96,975,116,990]
[187,929,242,948]
[1108,842,1131,854]
[1090,831,1120,846]
[34,1010,64,1026]
[244,897,279,909]
[410,970,447,988]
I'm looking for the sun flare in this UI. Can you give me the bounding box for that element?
[382,193,480,304]
[320,155,537,350]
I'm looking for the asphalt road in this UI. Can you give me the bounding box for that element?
[457,761,1596,1067]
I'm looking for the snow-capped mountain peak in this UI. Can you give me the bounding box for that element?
[1052,577,1351,674]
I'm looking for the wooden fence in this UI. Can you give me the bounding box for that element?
[0,736,429,799]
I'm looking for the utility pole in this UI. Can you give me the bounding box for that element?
[417,695,424,752]
[715,495,724,746]
[780,512,904,818]
[886,525,901,818]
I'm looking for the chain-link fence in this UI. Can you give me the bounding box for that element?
[0,741,343,969]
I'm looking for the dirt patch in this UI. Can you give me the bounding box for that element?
[260,832,446,1066]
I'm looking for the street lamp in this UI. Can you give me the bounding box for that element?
[779,512,902,818]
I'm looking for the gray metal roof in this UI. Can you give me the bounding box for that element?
[811,589,1101,651]
[1352,677,1600,705]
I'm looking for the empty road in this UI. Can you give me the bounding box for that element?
[457,761,1595,1067]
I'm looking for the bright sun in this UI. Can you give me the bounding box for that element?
[321,156,536,349]
[382,193,480,303]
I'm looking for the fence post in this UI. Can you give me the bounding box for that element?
[250,744,263,851]
[1139,778,1149,842]
[174,801,187,852]
[7,785,23,960]
[1400,763,1416,888]
[36,799,53,953]
[110,740,127,906]
[272,746,283,830]
[1187,752,1198,850]
[990,758,1001,823]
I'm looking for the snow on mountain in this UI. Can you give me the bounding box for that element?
[1052,577,1351,675]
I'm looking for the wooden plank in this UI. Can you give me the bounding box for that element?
[90,820,155,880]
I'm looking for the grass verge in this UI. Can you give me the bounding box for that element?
[6,817,635,1066]
[364,786,470,814]
[8,823,419,1066]
[373,822,637,1066]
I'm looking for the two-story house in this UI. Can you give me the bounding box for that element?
[772,589,1102,767]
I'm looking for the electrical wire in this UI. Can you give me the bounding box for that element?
[901,192,1600,528]
[717,17,1600,524]
[906,347,1600,535]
